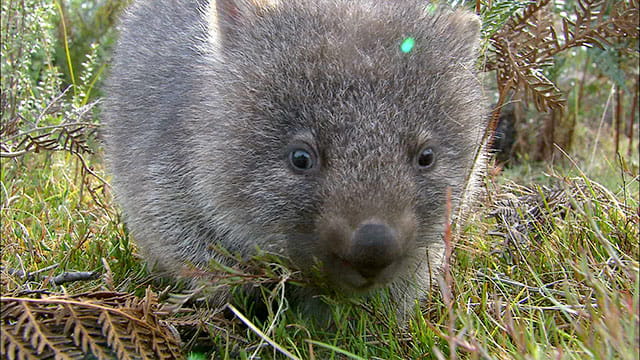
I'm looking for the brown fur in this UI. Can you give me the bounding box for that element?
[103,0,487,320]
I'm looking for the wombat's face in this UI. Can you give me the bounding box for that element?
[195,0,484,293]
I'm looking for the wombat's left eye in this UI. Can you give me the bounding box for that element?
[416,147,436,169]
[289,148,314,171]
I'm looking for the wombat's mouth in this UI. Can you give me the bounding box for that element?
[325,252,405,292]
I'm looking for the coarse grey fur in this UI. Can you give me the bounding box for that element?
[103,0,487,319]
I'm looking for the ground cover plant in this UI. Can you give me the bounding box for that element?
[1,0,638,359]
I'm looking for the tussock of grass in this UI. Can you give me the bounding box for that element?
[1,152,144,295]
[442,174,639,359]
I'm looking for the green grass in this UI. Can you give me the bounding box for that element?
[0,152,144,293]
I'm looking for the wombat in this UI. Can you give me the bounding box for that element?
[104,0,487,319]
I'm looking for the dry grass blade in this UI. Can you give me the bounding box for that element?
[0,290,183,360]
[227,304,301,360]
[489,175,638,256]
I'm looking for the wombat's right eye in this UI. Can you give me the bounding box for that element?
[289,149,315,171]
[416,147,436,170]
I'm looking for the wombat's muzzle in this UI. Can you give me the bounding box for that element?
[314,210,416,290]
[346,223,401,279]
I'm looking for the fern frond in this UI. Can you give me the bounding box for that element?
[1,316,44,360]
[485,0,639,113]
[1,291,183,360]
[480,0,531,40]
[63,304,113,359]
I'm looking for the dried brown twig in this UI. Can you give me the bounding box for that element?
[1,100,99,158]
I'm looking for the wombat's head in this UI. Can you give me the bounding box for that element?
[192,0,485,293]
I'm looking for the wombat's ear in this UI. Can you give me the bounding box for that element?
[446,9,482,59]
[209,0,279,43]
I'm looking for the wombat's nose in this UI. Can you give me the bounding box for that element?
[347,223,401,279]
